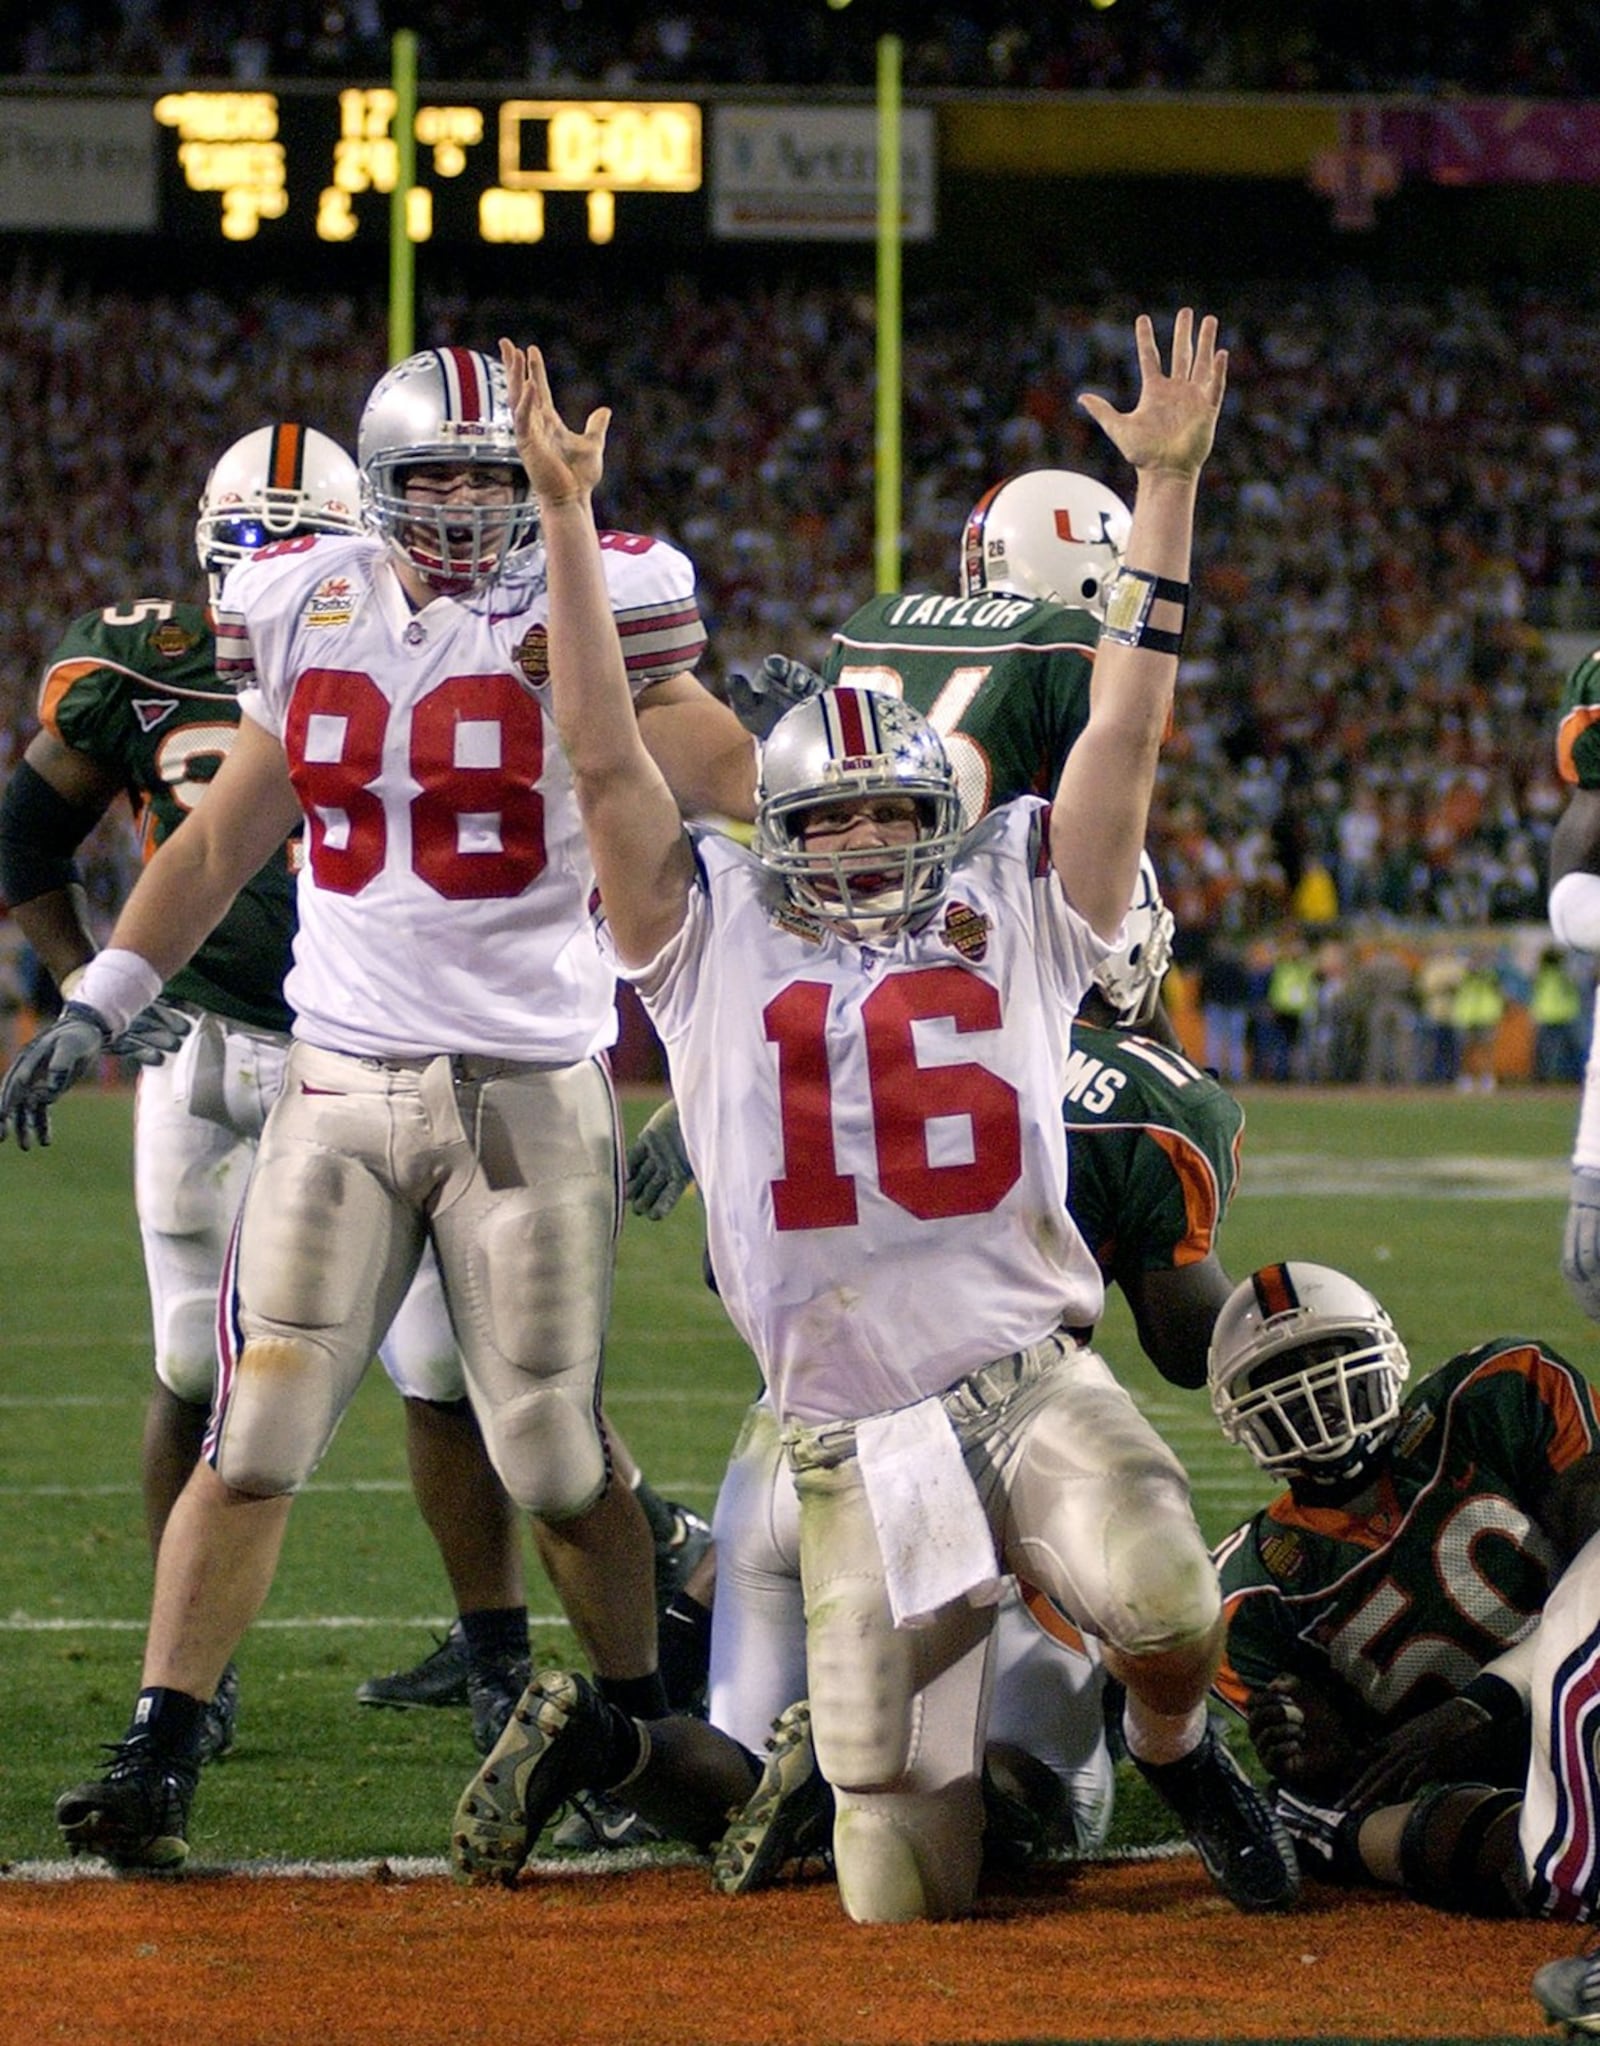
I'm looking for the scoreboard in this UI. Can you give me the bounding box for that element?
[152,88,704,245]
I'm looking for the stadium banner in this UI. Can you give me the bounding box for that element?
[0,95,156,229]
[711,104,935,241]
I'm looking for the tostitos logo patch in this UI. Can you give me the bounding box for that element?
[306,577,355,627]
[942,900,989,960]
[514,625,550,688]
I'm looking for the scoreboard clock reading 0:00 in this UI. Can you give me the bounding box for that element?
[152,89,703,244]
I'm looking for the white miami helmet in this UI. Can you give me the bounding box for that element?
[357,346,539,595]
[959,470,1131,618]
[1208,1262,1412,1485]
[754,685,964,941]
[195,424,362,605]
[1093,851,1175,1028]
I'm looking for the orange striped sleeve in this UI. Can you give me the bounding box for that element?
[37,658,107,737]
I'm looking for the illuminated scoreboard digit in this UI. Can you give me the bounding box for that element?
[154,91,288,240]
[491,101,702,244]
[153,88,704,247]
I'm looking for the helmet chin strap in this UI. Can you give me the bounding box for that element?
[1287,1438,1389,1504]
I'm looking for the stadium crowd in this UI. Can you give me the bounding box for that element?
[5,1,1599,96]
[1,262,1590,976]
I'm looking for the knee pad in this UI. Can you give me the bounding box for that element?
[833,1780,984,1922]
[213,1334,342,1496]
[1398,1784,1527,1917]
[808,1596,918,1787]
[152,1287,223,1406]
[476,1190,611,1374]
[485,1384,607,1520]
[1103,1492,1221,1657]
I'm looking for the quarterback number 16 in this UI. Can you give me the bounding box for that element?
[765,966,1023,1230]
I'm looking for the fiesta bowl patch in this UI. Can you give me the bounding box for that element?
[942,900,989,960]
[515,625,550,688]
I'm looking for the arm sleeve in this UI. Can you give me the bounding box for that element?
[0,759,99,908]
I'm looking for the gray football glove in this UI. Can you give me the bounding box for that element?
[626,1099,693,1221]
[1562,1165,1600,1323]
[724,653,827,742]
[108,998,193,1067]
[0,1000,113,1150]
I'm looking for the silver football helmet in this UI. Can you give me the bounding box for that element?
[1208,1262,1412,1484]
[754,686,964,941]
[959,469,1131,618]
[194,424,362,605]
[357,347,539,595]
[1093,851,1175,1028]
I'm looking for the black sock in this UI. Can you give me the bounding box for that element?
[658,1591,712,1712]
[597,1669,669,1721]
[632,1478,678,1546]
[458,1606,530,1668]
[128,1687,207,1762]
[590,1699,648,1789]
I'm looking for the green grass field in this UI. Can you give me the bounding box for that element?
[2,1081,1595,1872]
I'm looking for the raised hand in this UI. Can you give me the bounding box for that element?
[1078,309,1228,482]
[499,338,610,506]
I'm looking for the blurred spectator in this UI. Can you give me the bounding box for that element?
[1531,944,1588,1083]
[8,3,1600,92]
[1356,941,1420,1085]
[1261,938,1318,1082]
[0,263,1587,976]
[1198,938,1251,1083]
[1450,954,1507,1091]
[1415,947,1468,1085]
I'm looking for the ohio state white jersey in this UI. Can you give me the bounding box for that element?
[623,800,1110,1424]
[217,528,704,1060]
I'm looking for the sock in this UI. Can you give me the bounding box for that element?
[596,1709,649,1792]
[458,1606,530,1668]
[632,1478,679,1547]
[128,1686,207,1762]
[1122,1698,1207,1768]
[597,1669,669,1721]
[658,1591,712,1712]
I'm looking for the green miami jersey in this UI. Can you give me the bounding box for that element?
[1557,642,1600,791]
[1063,1020,1243,1280]
[822,590,1098,822]
[1213,1341,1600,1741]
[39,596,294,1030]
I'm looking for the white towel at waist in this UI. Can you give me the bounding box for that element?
[855,1396,1002,1629]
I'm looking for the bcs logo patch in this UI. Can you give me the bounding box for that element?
[1260,1529,1306,1582]
[942,900,989,960]
[514,625,550,689]
[149,622,197,658]
[306,576,355,627]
